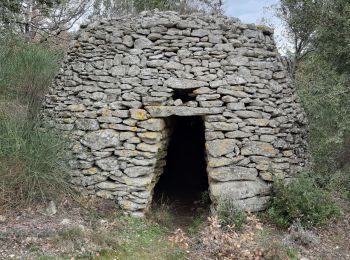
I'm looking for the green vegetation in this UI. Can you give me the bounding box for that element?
[267,175,342,228]
[217,197,247,231]
[0,116,72,207]
[149,198,176,228]
[57,226,85,241]
[0,33,63,119]
[0,32,68,208]
[94,216,186,260]
[187,215,207,236]
[269,0,350,229]
[296,55,350,191]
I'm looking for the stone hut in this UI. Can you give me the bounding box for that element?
[44,11,308,217]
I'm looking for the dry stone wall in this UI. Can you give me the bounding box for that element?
[44,11,308,217]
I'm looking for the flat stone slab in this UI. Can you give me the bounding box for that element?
[145,106,224,117]
[210,179,270,200]
[164,77,209,89]
[209,166,258,181]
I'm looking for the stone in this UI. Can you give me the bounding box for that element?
[97,181,123,190]
[137,143,160,153]
[191,29,209,37]
[119,199,145,211]
[209,166,258,181]
[130,109,148,120]
[67,104,86,112]
[146,60,167,67]
[124,166,152,177]
[45,11,308,216]
[76,119,99,130]
[134,37,153,49]
[227,103,245,110]
[210,179,270,200]
[259,171,285,181]
[46,201,57,216]
[241,141,277,157]
[235,110,262,118]
[137,132,162,142]
[81,129,119,150]
[96,190,114,199]
[164,77,208,89]
[137,118,165,131]
[205,122,238,131]
[246,118,270,126]
[234,196,270,212]
[225,131,253,138]
[206,139,236,157]
[227,56,249,66]
[96,157,119,171]
[207,157,234,168]
[163,61,184,70]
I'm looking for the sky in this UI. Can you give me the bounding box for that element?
[223,0,289,51]
[223,0,279,24]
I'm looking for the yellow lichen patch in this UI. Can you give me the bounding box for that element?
[259,171,285,181]
[130,109,148,120]
[84,167,98,175]
[131,126,138,132]
[142,132,159,140]
[283,150,293,157]
[130,136,140,143]
[207,158,230,168]
[63,118,72,124]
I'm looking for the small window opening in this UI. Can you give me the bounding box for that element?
[172,89,196,103]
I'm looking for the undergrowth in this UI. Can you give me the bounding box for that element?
[0,32,68,208]
[0,117,72,208]
[0,32,63,120]
[217,196,247,231]
[267,174,342,228]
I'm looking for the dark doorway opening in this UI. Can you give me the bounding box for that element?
[153,116,210,224]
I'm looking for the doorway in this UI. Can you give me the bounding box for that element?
[153,116,210,222]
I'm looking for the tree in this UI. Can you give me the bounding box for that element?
[316,0,350,74]
[0,0,88,41]
[275,0,322,77]
[89,0,224,21]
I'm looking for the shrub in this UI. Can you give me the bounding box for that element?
[267,175,342,228]
[296,55,350,187]
[0,117,72,208]
[0,32,63,120]
[286,220,319,246]
[217,196,247,231]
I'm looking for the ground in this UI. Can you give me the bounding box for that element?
[0,198,349,260]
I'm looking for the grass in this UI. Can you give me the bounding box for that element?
[112,216,186,259]
[0,32,69,209]
[89,215,187,260]
[0,32,62,119]
[57,226,85,241]
[187,215,207,236]
[217,196,247,231]
[0,116,73,208]
[148,197,176,228]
